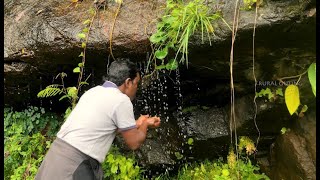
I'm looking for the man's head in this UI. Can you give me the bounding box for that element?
[105,58,140,100]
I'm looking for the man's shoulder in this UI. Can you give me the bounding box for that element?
[87,86,130,101]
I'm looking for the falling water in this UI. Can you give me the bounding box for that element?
[133,57,197,178]
[39,76,43,107]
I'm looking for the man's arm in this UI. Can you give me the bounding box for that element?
[120,116,160,150]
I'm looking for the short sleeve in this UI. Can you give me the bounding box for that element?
[112,99,137,132]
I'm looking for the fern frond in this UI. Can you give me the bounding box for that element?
[79,81,89,86]
[59,95,70,101]
[37,87,63,98]
[46,84,63,88]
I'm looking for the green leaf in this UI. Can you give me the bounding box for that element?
[155,64,166,70]
[276,88,283,96]
[263,88,274,99]
[64,107,72,119]
[111,165,118,174]
[300,105,308,113]
[187,138,193,145]
[73,67,80,73]
[162,16,176,24]
[166,59,178,70]
[281,127,287,134]
[174,152,183,160]
[307,63,316,97]
[285,85,300,115]
[77,33,86,39]
[67,87,78,98]
[78,63,84,67]
[81,42,86,48]
[82,28,89,33]
[37,87,63,98]
[59,95,70,101]
[150,32,165,43]
[79,81,89,86]
[155,48,168,59]
[83,19,91,25]
[79,52,84,57]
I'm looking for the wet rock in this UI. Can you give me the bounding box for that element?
[183,107,229,140]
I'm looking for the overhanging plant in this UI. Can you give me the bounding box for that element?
[148,0,231,73]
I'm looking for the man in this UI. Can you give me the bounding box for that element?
[35,59,161,180]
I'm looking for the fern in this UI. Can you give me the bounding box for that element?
[37,87,63,98]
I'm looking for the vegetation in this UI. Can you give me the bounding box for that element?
[4,107,144,180]
[256,62,316,116]
[147,0,230,74]
[102,146,143,180]
[156,137,269,180]
[37,7,97,119]
[4,107,62,180]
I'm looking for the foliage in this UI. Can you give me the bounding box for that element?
[238,136,256,156]
[5,132,51,180]
[282,63,316,116]
[149,0,229,72]
[256,63,315,116]
[102,146,143,180]
[156,158,269,180]
[4,106,61,137]
[156,136,269,180]
[4,107,60,180]
[37,9,96,119]
[255,87,283,102]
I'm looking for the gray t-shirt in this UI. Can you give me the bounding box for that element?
[57,82,136,163]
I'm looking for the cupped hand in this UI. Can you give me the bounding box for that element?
[136,114,149,127]
[146,116,161,128]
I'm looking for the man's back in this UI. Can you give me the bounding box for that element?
[57,85,135,163]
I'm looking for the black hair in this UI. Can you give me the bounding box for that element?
[103,58,140,86]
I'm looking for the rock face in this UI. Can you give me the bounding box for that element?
[4,0,316,106]
[268,106,316,180]
[4,0,316,179]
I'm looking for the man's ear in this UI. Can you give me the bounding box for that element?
[124,78,131,87]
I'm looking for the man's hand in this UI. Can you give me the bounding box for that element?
[122,115,161,150]
[136,114,149,128]
[146,116,161,128]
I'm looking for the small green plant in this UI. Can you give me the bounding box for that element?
[280,127,291,134]
[187,138,194,145]
[241,0,262,10]
[255,87,283,102]
[102,146,143,180]
[238,136,256,156]
[37,8,97,119]
[148,0,230,74]
[174,151,184,160]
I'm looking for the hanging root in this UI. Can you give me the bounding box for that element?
[109,0,122,61]
[252,3,261,150]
